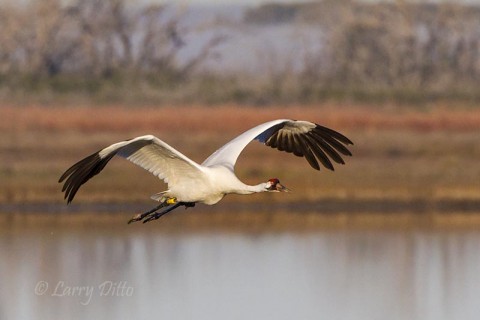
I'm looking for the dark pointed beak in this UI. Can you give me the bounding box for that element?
[277,183,290,192]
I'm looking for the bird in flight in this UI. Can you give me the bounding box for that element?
[59,119,353,223]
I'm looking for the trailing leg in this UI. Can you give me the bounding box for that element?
[143,202,183,223]
[127,197,176,224]
[142,202,196,223]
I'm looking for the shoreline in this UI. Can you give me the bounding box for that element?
[2,198,480,215]
[2,199,480,230]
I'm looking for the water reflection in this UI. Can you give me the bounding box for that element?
[1,221,480,320]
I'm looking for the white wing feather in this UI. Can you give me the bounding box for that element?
[59,135,206,203]
[106,135,205,186]
[202,119,288,170]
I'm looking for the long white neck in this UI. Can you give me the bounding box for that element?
[236,182,268,195]
[207,166,268,195]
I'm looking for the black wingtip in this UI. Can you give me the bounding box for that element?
[263,120,353,171]
[59,150,116,204]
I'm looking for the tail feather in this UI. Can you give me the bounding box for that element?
[150,191,168,202]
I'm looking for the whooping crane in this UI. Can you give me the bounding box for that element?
[59,119,353,223]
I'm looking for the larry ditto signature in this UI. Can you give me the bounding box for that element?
[35,280,134,305]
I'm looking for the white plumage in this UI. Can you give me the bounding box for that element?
[59,119,353,223]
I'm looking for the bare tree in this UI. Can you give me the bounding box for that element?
[0,0,222,83]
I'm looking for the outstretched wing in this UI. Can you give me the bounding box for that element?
[59,135,205,203]
[202,119,353,171]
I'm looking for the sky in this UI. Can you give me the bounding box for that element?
[11,0,314,4]
[104,0,480,7]
[0,0,323,8]
[139,0,480,4]
[4,0,480,7]
[132,0,315,6]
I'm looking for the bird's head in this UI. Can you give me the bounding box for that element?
[265,178,290,192]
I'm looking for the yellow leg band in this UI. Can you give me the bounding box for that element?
[166,197,177,205]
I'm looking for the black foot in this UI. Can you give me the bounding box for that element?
[143,202,183,223]
[129,201,196,224]
[128,201,169,224]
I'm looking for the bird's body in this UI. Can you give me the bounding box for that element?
[160,165,262,205]
[59,119,353,223]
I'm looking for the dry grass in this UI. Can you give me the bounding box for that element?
[3,103,480,133]
[1,104,480,209]
[4,209,480,232]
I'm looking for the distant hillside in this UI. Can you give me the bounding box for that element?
[1,0,480,105]
[244,1,480,25]
[244,2,305,24]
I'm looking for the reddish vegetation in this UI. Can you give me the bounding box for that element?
[3,104,480,134]
[2,103,480,207]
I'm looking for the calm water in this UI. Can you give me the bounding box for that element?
[1,216,480,320]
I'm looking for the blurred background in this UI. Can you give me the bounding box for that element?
[1,0,480,319]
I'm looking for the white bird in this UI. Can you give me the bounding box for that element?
[59,119,353,223]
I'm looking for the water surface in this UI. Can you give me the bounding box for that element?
[1,215,479,320]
